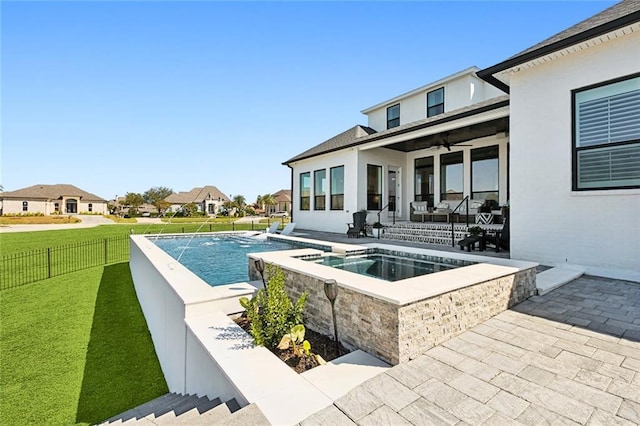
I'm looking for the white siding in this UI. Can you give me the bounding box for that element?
[509,31,640,281]
[290,149,359,233]
[365,73,503,131]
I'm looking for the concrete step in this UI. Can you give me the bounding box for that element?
[99,393,183,424]
[99,393,227,425]
[212,402,270,425]
[537,267,585,295]
[185,402,232,425]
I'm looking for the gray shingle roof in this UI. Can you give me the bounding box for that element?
[478,0,640,90]
[284,125,376,164]
[512,0,639,59]
[283,96,509,164]
[0,184,106,201]
[164,186,229,204]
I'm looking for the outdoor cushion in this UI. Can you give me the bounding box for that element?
[476,213,494,224]
[436,202,450,210]
[413,202,428,212]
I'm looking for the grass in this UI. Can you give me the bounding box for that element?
[0,216,81,225]
[0,222,275,255]
[0,263,168,425]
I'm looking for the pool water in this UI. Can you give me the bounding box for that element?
[153,234,301,286]
[309,252,476,282]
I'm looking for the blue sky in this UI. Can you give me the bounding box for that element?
[1,0,617,203]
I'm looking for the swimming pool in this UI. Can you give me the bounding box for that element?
[153,234,311,286]
[307,250,476,282]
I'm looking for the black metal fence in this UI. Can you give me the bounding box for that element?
[0,236,130,290]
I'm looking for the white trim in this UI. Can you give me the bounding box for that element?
[361,67,480,114]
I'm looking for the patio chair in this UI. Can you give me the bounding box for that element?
[347,211,368,238]
[484,216,510,252]
[265,221,280,234]
[276,222,296,235]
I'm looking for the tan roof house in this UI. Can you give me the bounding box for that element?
[108,197,156,216]
[164,186,230,216]
[0,184,107,215]
[271,189,291,215]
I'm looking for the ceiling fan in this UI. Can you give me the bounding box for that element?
[434,132,472,151]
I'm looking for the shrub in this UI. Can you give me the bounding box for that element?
[239,265,307,349]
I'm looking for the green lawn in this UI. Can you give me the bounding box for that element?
[0,222,275,255]
[0,264,168,425]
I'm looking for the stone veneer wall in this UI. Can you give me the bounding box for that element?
[250,262,537,365]
[398,268,537,362]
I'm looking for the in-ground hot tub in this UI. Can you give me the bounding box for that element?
[249,242,538,365]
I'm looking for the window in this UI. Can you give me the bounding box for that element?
[330,166,344,210]
[471,146,499,204]
[427,87,444,117]
[300,172,311,210]
[54,202,60,212]
[387,104,400,129]
[314,169,326,210]
[440,152,463,200]
[367,164,382,210]
[208,204,215,214]
[415,157,434,207]
[573,74,640,190]
[22,201,28,212]
[88,203,93,212]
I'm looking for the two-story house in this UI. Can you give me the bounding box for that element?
[285,1,639,281]
[284,66,508,232]
[164,186,230,216]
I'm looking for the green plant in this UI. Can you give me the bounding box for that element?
[372,222,383,229]
[239,265,307,349]
[277,324,311,357]
[468,226,483,236]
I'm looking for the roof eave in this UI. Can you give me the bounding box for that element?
[283,98,509,165]
[477,10,640,89]
[361,66,481,114]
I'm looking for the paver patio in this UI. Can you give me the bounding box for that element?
[301,275,640,425]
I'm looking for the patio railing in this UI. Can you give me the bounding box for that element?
[0,236,130,290]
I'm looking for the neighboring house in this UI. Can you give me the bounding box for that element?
[284,66,509,232]
[477,0,639,281]
[109,197,156,215]
[270,189,292,215]
[0,184,108,215]
[284,1,639,280]
[164,186,230,216]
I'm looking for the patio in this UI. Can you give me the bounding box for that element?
[301,274,640,424]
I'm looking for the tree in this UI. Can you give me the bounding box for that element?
[261,193,277,215]
[232,194,247,217]
[123,192,144,214]
[144,187,173,215]
[181,202,197,217]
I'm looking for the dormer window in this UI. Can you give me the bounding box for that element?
[427,87,444,117]
[387,104,400,129]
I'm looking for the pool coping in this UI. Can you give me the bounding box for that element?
[249,241,538,306]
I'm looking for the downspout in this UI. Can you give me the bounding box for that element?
[287,164,294,222]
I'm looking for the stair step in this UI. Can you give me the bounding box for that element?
[225,398,241,413]
[101,393,183,424]
[185,402,232,425]
[195,396,222,414]
[212,403,270,425]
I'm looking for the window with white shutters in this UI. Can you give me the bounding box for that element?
[573,74,640,190]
